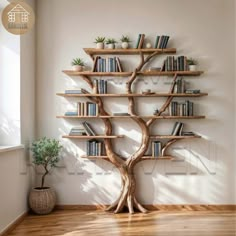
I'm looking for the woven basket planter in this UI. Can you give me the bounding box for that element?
[29,187,56,214]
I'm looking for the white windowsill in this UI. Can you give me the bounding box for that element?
[0,145,25,153]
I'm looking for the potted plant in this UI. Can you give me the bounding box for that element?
[187,58,198,71]
[29,137,62,215]
[94,36,106,49]
[120,35,131,49]
[106,38,117,49]
[71,58,85,72]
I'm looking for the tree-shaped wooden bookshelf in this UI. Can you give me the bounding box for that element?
[57,47,207,214]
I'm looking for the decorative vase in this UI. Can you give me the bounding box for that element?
[107,43,115,49]
[72,65,83,72]
[121,42,129,49]
[29,187,56,215]
[189,65,197,71]
[96,42,104,49]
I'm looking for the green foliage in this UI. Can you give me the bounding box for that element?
[94,36,106,43]
[187,58,198,65]
[31,137,62,187]
[105,38,117,44]
[120,35,131,43]
[71,58,85,66]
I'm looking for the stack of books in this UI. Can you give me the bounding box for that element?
[135,34,145,49]
[185,89,201,94]
[93,56,123,72]
[174,78,185,94]
[78,102,98,116]
[152,141,162,157]
[154,35,170,49]
[65,111,78,116]
[169,100,194,116]
[182,131,196,136]
[171,122,184,136]
[162,56,188,71]
[87,139,106,156]
[69,126,87,136]
[113,112,130,116]
[93,79,107,94]
[65,89,89,94]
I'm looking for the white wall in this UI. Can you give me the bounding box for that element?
[0,0,35,233]
[36,0,236,205]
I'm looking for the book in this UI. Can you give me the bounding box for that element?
[154,36,160,48]
[65,90,83,94]
[171,122,184,136]
[135,34,142,49]
[113,112,130,116]
[138,34,145,49]
[185,89,201,94]
[82,122,96,136]
[152,141,162,157]
[65,111,78,116]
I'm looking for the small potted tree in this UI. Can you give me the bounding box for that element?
[120,35,131,49]
[94,36,106,49]
[106,38,117,49]
[29,137,62,215]
[71,58,85,72]
[187,58,198,71]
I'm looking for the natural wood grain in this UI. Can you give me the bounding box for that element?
[62,135,124,139]
[63,70,204,77]
[84,47,177,55]
[7,209,236,236]
[57,92,208,97]
[57,115,206,119]
[80,155,174,160]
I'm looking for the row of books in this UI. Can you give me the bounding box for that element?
[93,56,123,72]
[154,35,170,49]
[93,79,107,94]
[169,100,194,116]
[87,140,106,156]
[171,122,184,136]
[173,78,185,94]
[69,122,96,136]
[162,56,188,71]
[78,102,98,116]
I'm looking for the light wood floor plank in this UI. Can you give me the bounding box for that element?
[7,210,236,236]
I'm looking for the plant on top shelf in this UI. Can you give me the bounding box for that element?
[71,58,85,72]
[94,36,106,49]
[187,58,198,71]
[29,137,63,215]
[106,38,117,49]
[120,35,131,49]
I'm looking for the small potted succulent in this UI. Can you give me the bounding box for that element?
[106,38,117,49]
[94,36,106,49]
[187,58,198,71]
[120,35,131,49]
[29,137,62,215]
[71,58,85,72]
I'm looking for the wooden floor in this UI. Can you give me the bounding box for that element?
[7,210,236,236]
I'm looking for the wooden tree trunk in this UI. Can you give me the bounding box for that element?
[83,52,179,214]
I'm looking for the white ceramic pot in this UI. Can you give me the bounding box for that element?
[107,43,115,49]
[189,65,197,71]
[121,42,129,49]
[72,65,83,72]
[146,42,152,49]
[96,42,104,49]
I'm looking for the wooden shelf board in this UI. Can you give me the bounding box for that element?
[62,135,124,139]
[81,155,173,160]
[57,93,208,97]
[62,70,203,77]
[150,135,201,139]
[83,48,177,55]
[57,115,205,119]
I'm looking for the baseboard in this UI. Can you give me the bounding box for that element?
[55,204,236,211]
[0,211,28,236]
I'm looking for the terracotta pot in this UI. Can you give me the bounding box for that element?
[96,42,104,49]
[29,187,56,215]
[72,65,83,72]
